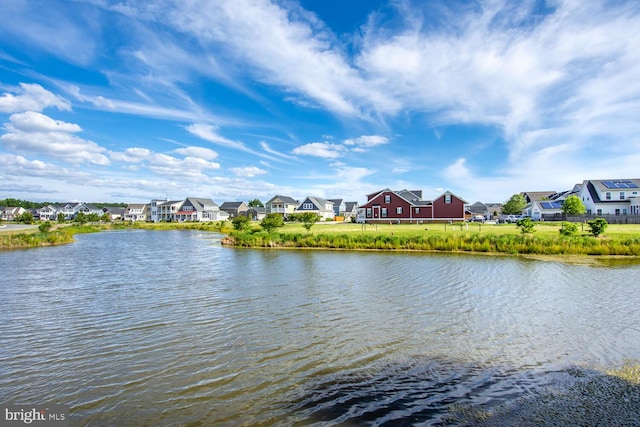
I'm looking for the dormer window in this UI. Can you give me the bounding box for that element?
[605,192,611,200]
[620,192,625,200]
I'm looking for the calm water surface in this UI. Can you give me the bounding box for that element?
[1,229,639,426]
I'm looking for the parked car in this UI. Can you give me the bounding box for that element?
[500,215,522,223]
[469,215,485,223]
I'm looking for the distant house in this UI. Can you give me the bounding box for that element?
[103,206,125,220]
[327,199,346,217]
[522,200,563,220]
[467,201,490,220]
[295,197,335,221]
[245,207,266,221]
[343,201,359,221]
[265,195,299,218]
[219,201,248,219]
[35,205,57,221]
[123,204,148,221]
[154,200,184,222]
[577,179,640,216]
[174,197,229,222]
[521,191,557,203]
[358,189,467,223]
[0,206,26,221]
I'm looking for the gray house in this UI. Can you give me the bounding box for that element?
[220,201,249,219]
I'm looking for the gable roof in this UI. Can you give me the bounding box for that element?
[299,196,334,211]
[344,201,358,212]
[184,197,219,211]
[267,195,298,205]
[521,191,556,202]
[219,201,246,209]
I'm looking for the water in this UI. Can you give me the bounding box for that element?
[1,229,639,426]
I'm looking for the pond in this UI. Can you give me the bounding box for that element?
[1,229,639,425]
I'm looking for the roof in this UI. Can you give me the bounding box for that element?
[299,197,334,211]
[184,197,219,210]
[521,191,557,202]
[344,201,358,212]
[220,201,246,209]
[267,195,298,205]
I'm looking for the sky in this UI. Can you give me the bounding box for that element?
[1,0,639,205]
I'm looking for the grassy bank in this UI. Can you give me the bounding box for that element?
[0,221,231,250]
[225,222,640,256]
[0,224,109,249]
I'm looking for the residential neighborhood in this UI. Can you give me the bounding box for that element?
[1,178,639,225]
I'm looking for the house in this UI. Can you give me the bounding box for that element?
[0,206,26,221]
[123,204,148,221]
[219,201,249,219]
[245,207,266,221]
[357,189,467,223]
[174,197,229,222]
[577,179,640,216]
[155,200,184,222]
[522,200,563,221]
[343,201,359,221]
[102,206,125,220]
[35,205,57,221]
[467,201,490,220]
[295,197,335,221]
[265,195,299,218]
[327,199,346,217]
[521,191,557,203]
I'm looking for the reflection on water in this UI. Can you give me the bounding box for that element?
[1,230,639,426]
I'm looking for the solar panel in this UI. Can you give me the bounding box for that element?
[540,201,562,209]
[602,180,639,189]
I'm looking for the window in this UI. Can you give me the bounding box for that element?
[444,194,452,203]
[382,208,387,217]
[302,203,313,209]
[597,209,602,215]
[366,208,372,217]
[622,208,628,215]
[605,192,611,200]
[620,192,625,200]
[397,207,403,214]
[615,209,620,216]
[415,207,420,214]
[384,195,391,203]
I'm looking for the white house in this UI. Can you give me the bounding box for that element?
[295,197,335,221]
[577,179,640,216]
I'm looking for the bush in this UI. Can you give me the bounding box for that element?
[516,217,536,234]
[559,222,578,236]
[587,218,608,237]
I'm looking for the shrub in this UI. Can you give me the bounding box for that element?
[559,222,578,236]
[587,218,608,237]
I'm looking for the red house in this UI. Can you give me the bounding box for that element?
[357,189,467,223]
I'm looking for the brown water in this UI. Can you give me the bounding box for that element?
[1,229,639,426]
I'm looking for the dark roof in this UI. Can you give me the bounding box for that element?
[220,201,245,209]
[268,195,298,204]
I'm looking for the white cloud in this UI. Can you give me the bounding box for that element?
[1,112,109,165]
[230,166,267,177]
[186,123,250,151]
[0,83,71,113]
[292,142,345,158]
[7,111,81,133]
[174,146,218,160]
[110,147,152,163]
[343,135,389,147]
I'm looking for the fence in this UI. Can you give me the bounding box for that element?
[542,213,640,224]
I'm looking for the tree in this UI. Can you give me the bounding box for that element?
[38,221,52,233]
[232,215,250,231]
[100,213,111,222]
[57,213,66,222]
[516,217,536,234]
[75,211,87,224]
[502,194,527,215]
[248,199,264,208]
[561,195,586,216]
[559,222,578,236]
[260,213,284,233]
[299,212,319,233]
[587,218,608,237]
[16,211,34,224]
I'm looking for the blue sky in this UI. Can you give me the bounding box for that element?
[1,0,639,205]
